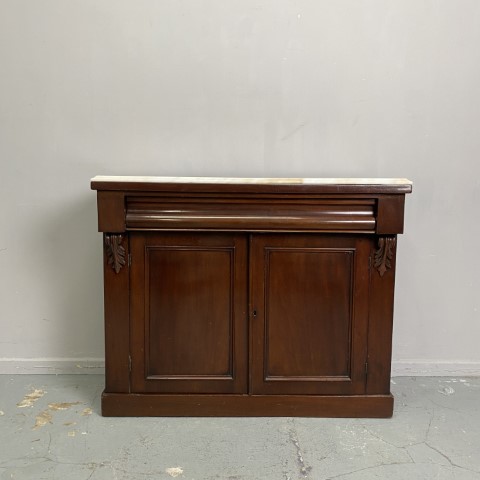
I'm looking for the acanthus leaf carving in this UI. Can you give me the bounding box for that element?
[374,236,396,277]
[105,234,126,274]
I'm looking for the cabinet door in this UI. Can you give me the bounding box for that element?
[130,233,248,394]
[250,234,371,395]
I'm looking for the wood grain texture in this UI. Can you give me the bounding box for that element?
[126,200,376,232]
[101,392,394,417]
[250,234,371,396]
[96,191,125,233]
[376,195,406,234]
[367,235,397,394]
[130,233,248,394]
[103,233,130,393]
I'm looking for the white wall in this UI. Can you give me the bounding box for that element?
[1,0,479,375]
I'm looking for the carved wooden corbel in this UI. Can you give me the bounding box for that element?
[105,234,126,274]
[374,236,396,277]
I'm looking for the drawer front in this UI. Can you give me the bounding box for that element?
[125,196,376,233]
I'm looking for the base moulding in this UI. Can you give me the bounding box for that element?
[101,392,394,418]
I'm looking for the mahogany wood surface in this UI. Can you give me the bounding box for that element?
[250,234,370,396]
[101,393,394,418]
[125,198,377,232]
[97,192,126,233]
[92,177,411,417]
[366,237,398,394]
[129,233,248,394]
[102,233,130,392]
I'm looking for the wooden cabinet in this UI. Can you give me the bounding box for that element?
[92,176,412,417]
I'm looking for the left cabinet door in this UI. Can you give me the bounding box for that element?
[130,232,248,394]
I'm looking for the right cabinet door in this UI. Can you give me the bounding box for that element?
[250,234,372,395]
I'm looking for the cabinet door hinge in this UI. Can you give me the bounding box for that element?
[128,253,132,267]
[128,355,132,372]
[365,361,368,377]
[368,255,372,270]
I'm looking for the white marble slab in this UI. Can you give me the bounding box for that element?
[91,176,412,186]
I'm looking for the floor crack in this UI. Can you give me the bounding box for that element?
[326,461,413,480]
[287,419,312,478]
[422,442,480,474]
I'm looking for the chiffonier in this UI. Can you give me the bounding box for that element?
[91,176,412,417]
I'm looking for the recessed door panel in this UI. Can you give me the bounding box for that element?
[147,248,232,377]
[130,233,248,394]
[266,249,353,377]
[251,234,371,395]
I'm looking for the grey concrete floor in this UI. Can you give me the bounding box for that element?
[0,376,479,480]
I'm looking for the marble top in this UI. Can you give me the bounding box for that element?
[91,176,412,186]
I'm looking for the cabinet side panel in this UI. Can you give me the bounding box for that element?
[103,234,130,393]
[366,236,397,394]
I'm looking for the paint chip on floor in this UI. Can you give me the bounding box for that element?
[33,410,52,429]
[30,401,84,429]
[68,431,76,437]
[81,408,93,416]
[48,402,81,411]
[17,389,46,408]
[438,386,455,396]
[0,410,4,416]
[166,467,183,477]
